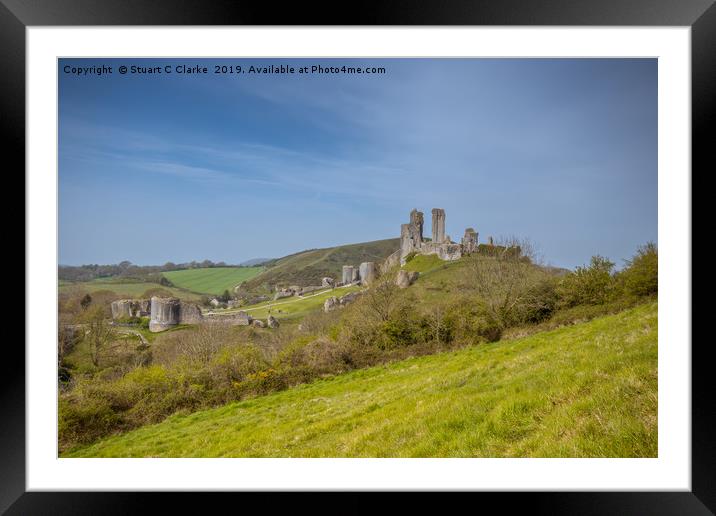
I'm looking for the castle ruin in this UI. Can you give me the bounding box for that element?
[398,207,476,264]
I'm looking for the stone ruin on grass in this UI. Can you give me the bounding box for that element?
[109,296,280,333]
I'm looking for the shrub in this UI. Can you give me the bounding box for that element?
[618,242,658,298]
[519,278,559,324]
[557,255,616,307]
[380,307,428,349]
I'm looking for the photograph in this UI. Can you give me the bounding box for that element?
[56,57,659,459]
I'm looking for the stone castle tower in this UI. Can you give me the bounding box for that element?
[398,208,478,264]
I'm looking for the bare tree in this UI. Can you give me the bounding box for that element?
[424,302,448,346]
[465,237,549,329]
[361,277,401,322]
[78,305,116,367]
[175,321,232,365]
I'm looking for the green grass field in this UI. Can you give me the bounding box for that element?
[163,267,263,295]
[58,278,202,302]
[66,302,657,458]
[212,285,363,321]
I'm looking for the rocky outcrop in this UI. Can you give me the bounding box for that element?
[324,291,361,312]
[339,292,360,306]
[321,277,335,288]
[396,270,419,289]
[267,315,280,328]
[252,319,266,328]
[324,296,339,312]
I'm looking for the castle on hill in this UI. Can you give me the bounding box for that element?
[398,208,478,265]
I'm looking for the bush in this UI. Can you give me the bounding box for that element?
[618,242,658,298]
[380,307,429,349]
[520,278,559,323]
[557,255,616,307]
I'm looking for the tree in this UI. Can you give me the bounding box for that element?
[619,242,658,297]
[362,278,400,322]
[424,302,450,346]
[557,255,616,307]
[78,305,115,367]
[464,237,549,330]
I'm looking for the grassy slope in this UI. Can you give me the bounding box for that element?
[242,238,399,291]
[58,278,202,302]
[213,285,363,321]
[163,267,263,295]
[67,302,657,458]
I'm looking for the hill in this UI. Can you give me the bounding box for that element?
[162,267,263,295]
[58,278,202,302]
[66,302,657,458]
[241,238,400,293]
[240,258,273,267]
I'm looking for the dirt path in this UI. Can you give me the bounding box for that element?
[115,328,149,346]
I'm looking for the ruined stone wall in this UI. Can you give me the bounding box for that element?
[359,261,377,285]
[111,299,151,320]
[149,297,181,332]
[342,265,355,284]
[111,300,133,320]
[400,209,425,262]
[431,208,446,244]
[179,302,204,324]
[381,250,401,274]
[419,242,462,261]
[461,228,478,254]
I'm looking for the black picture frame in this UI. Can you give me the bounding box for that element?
[4,1,711,513]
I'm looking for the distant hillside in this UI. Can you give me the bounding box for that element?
[240,238,399,293]
[240,258,274,267]
[163,267,263,296]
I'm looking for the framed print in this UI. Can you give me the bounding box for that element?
[5,0,712,513]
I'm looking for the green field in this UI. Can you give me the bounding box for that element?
[67,302,657,458]
[58,278,202,302]
[214,285,363,321]
[163,267,263,295]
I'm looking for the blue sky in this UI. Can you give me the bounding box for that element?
[59,58,656,269]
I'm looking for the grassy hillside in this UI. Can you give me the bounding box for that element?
[241,238,399,292]
[66,302,657,458]
[214,285,363,321]
[163,267,263,295]
[58,278,202,302]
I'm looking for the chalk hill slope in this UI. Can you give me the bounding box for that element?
[241,238,399,292]
[67,302,657,458]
